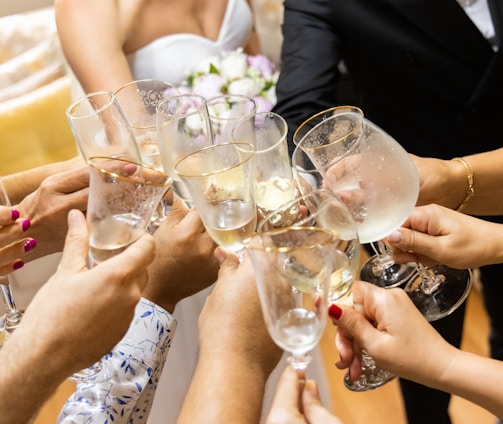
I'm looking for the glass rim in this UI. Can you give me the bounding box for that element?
[156,93,208,119]
[174,142,255,178]
[243,225,341,253]
[292,105,364,150]
[206,94,258,122]
[66,90,117,119]
[88,156,172,187]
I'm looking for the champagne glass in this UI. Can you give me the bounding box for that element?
[174,142,256,257]
[69,156,171,382]
[66,91,142,163]
[244,226,342,370]
[114,79,179,227]
[157,93,213,206]
[207,94,257,144]
[231,111,298,218]
[0,178,23,335]
[257,189,360,304]
[293,106,420,391]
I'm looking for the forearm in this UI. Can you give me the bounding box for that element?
[177,354,269,424]
[2,157,83,204]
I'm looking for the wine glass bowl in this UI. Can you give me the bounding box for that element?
[245,226,341,370]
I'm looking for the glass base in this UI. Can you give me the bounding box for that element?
[405,265,472,322]
[68,360,113,383]
[359,256,416,288]
[343,358,396,392]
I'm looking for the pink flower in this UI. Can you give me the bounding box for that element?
[191,74,225,99]
[247,54,275,79]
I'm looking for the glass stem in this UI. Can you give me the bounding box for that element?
[370,240,395,273]
[0,276,22,330]
[288,353,312,371]
[416,263,445,295]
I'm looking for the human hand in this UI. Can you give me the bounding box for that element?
[143,197,219,313]
[16,165,89,261]
[199,247,282,376]
[384,204,503,268]
[266,365,343,424]
[330,280,454,386]
[0,206,36,274]
[7,209,155,378]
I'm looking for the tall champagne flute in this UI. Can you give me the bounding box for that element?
[157,93,213,206]
[66,91,142,163]
[232,111,298,218]
[69,156,171,382]
[115,79,179,227]
[257,189,360,305]
[293,106,420,391]
[174,142,256,257]
[245,226,342,370]
[0,178,23,335]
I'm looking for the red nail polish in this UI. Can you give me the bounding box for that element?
[11,209,20,221]
[24,239,37,252]
[22,219,30,232]
[328,304,343,320]
[13,260,24,271]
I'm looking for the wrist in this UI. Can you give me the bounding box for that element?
[450,157,474,212]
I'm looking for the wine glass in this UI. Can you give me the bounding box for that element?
[174,142,257,257]
[231,111,298,218]
[257,189,360,304]
[293,106,420,391]
[156,93,213,206]
[206,94,257,144]
[69,156,171,382]
[244,226,343,370]
[0,178,23,335]
[66,91,142,163]
[114,79,179,227]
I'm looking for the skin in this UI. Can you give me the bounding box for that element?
[54,0,260,94]
[0,209,155,424]
[177,247,282,424]
[333,280,503,418]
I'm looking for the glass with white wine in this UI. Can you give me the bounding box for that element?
[174,142,257,256]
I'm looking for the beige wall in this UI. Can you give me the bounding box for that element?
[0,0,53,17]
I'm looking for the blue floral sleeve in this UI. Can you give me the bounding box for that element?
[57,298,176,424]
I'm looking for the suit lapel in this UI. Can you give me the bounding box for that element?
[383,0,493,64]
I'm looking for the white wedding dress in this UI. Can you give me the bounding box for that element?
[12,1,332,423]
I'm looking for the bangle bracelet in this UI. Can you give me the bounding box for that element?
[452,157,474,212]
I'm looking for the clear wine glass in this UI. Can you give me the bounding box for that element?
[114,79,179,228]
[156,93,213,207]
[244,226,343,371]
[207,94,257,144]
[66,91,142,163]
[293,106,420,391]
[257,189,360,305]
[231,111,299,218]
[174,142,257,257]
[0,177,23,336]
[69,156,171,382]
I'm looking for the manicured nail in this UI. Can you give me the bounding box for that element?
[21,219,31,232]
[13,260,24,270]
[11,209,20,221]
[328,304,343,320]
[24,239,37,252]
[388,230,402,243]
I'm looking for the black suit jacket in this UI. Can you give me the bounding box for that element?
[274,0,503,160]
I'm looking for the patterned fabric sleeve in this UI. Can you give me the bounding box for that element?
[57,298,176,424]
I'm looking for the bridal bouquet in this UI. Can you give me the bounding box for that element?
[179,48,279,112]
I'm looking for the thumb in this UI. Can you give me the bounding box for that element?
[214,246,240,269]
[302,380,343,423]
[57,209,89,273]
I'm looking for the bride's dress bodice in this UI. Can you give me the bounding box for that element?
[126,0,253,85]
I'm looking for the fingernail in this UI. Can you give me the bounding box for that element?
[328,304,343,320]
[21,219,31,232]
[13,260,24,270]
[11,209,20,221]
[388,230,402,243]
[24,239,37,252]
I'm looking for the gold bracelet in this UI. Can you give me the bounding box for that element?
[452,157,474,212]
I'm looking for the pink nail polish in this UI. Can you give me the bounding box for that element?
[13,260,24,270]
[328,304,343,320]
[11,209,20,221]
[21,219,31,232]
[24,239,37,252]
